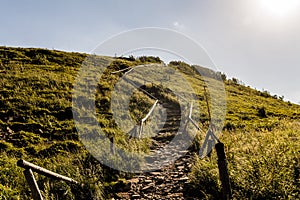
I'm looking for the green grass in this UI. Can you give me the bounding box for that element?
[189,120,299,199]
[0,46,299,199]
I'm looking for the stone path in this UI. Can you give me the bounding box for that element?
[113,100,198,199]
[121,150,195,199]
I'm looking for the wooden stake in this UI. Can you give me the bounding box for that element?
[109,136,115,155]
[203,86,211,121]
[23,169,43,200]
[215,142,232,200]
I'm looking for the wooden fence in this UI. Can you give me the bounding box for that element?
[17,159,79,200]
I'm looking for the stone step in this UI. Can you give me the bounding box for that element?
[112,88,196,199]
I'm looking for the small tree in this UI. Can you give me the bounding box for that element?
[257,107,267,118]
[232,77,238,84]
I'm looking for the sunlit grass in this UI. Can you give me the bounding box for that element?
[0,46,299,199]
[190,120,299,199]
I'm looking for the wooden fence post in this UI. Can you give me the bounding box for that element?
[23,169,43,200]
[109,136,115,155]
[18,159,80,200]
[17,160,78,184]
[215,142,232,200]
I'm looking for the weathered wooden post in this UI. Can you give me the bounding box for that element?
[109,136,115,155]
[203,84,231,199]
[23,169,43,200]
[203,86,211,121]
[215,142,232,200]
[17,159,79,200]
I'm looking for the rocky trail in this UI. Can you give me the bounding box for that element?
[114,99,199,199]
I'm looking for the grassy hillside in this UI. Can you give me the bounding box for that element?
[0,46,299,199]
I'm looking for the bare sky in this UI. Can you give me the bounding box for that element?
[1,0,299,103]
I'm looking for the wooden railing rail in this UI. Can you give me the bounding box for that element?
[138,100,159,138]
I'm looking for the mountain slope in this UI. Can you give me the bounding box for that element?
[0,46,299,199]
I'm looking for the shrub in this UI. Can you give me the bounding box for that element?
[138,56,161,63]
[257,107,267,118]
[188,156,221,199]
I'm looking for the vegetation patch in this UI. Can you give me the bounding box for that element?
[0,46,299,199]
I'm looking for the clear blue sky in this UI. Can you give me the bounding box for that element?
[1,0,300,103]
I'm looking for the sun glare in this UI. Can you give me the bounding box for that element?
[261,0,300,17]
